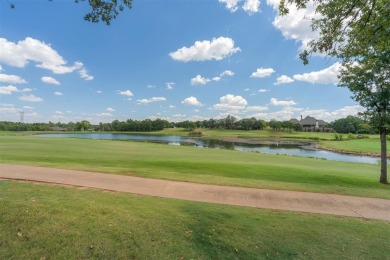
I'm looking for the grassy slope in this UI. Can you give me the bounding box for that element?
[1,181,389,259]
[320,139,387,155]
[0,136,388,199]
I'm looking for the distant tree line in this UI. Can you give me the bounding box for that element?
[0,115,377,134]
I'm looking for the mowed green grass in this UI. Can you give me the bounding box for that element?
[0,136,388,199]
[320,139,388,155]
[1,181,389,259]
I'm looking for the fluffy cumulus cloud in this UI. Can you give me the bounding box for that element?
[54,92,63,96]
[0,85,31,95]
[194,70,235,85]
[250,67,275,78]
[258,89,268,93]
[242,0,260,14]
[219,0,260,14]
[266,0,320,51]
[300,105,364,121]
[169,37,240,62]
[213,94,248,110]
[0,85,18,94]
[118,90,134,97]
[106,107,115,112]
[0,73,27,84]
[220,70,235,77]
[19,94,43,102]
[274,75,294,85]
[181,96,203,106]
[219,0,240,12]
[136,97,166,104]
[293,63,341,84]
[0,37,93,80]
[270,97,296,106]
[191,75,210,86]
[41,76,60,85]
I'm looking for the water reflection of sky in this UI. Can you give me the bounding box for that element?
[37,133,388,165]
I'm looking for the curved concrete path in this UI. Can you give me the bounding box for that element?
[1,164,389,221]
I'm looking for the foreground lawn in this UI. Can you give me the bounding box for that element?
[0,181,389,259]
[0,136,388,199]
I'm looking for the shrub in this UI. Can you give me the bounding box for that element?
[188,131,202,137]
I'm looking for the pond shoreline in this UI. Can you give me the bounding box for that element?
[218,136,389,159]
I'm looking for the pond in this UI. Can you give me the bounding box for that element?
[37,133,387,165]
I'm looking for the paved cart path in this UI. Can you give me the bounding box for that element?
[1,164,389,221]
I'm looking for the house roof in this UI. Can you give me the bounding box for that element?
[299,116,327,126]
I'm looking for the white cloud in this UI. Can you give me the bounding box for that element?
[181,96,203,106]
[245,106,268,111]
[270,98,296,106]
[118,90,134,97]
[213,94,248,110]
[0,73,27,84]
[166,82,175,90]
[220,70,235,77]
[293,63,341,84]
[266,0,320,52]
[96,90,102,94]
[55,111,63,115]
[244,88,250,91]
[219,0,240,12]
[0,105,19,115]
[250,67,275,78]
[0,37,93,79]
[19,94,43,102]
[54,92,63,96]
[41,76,60,85]
[169,105,176,109]
[220,0,260,14]
[97,113,113,117]
[301,105,364,121]
[137,97,166,104]
[147,85,156,89]
[0,85,18,94]
[23,106,34,110]
[172,114,186,118]
[0,37,74,73]
[0,65,2,71]
[78,65,94,81]
[210,70,235,82]
[258,89,268,93]
[20,88,32,92]
[274,75,294,85]
[191,75,210,85]
[107,107,115,112]
[169,37,240,62]
[243,0,260,14]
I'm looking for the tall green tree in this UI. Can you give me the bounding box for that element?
[280,0,389,184]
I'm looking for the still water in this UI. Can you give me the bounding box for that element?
[37,133,387,164]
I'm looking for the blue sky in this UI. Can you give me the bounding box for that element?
[0,0,362,124]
